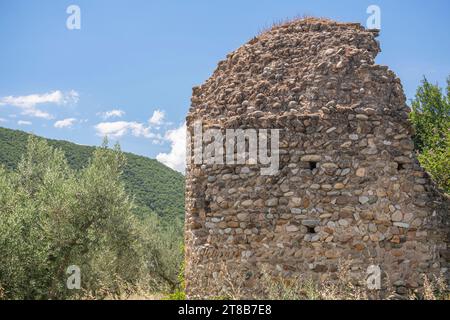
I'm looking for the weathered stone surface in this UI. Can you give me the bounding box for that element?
[185,18,449,299]
[241,199,253,207]
[290,197,302,207]
[359,196,369,204]
[393,222,410,229]
[286,225,299,232]
[302,219,320,227]
[301,155,322,162]
[237,213,249,221]
[265,198,278,207]
[391,211,403,222]
[356,168,366,177]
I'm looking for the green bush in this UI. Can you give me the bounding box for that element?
[164,245,186,300]
[409,77,450,194]
[0,137,183,299]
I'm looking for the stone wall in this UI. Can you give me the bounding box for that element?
[184,18,449,298]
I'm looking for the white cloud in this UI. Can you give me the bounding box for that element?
[0,90,79,119]
[54,118,77,129]
[148,109,165,125]
[156,122,186,173]
[65,90,80,104]
[0,118,7,123]
[94,121,163,140]
[97,109,125,120]
[18,120,32,126]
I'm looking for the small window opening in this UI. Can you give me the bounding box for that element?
[309,161,317,170]
[307,226,315,234]
[397,163,404,171]
[204,200,211,214]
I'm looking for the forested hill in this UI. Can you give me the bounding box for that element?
[0,126,185,220]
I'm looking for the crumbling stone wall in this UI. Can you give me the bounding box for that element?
[185,18,449,298]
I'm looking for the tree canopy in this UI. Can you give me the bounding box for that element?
[0,137,183,299]
[409,77,450,193]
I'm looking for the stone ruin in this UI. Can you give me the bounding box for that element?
[184,18,449,298]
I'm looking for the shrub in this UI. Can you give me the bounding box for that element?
[0,137,182,299]
[409,77,450,193]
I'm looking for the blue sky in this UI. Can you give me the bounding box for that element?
[0,0,449,172]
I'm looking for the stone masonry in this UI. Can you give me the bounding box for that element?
[185,18,449,298]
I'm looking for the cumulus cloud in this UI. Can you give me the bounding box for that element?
[0,90,79,119]
[18,120,32,126]
[148,109,165,125]
[94,121,163,140]
[156,122,186,173]
[0,118,7,123]
[54,118,77,129]
[97,109,125,120]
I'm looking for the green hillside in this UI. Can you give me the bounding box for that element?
[0,126,185,220]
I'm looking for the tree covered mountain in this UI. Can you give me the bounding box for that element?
[0,126,185,220]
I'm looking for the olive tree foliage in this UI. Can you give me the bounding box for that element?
[409,77,450,194]
[0,137,182,299]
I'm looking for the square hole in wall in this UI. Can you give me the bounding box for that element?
[397,163,404,171]
[204,200,211,213]
[309,161,317,170]
[307,226,315,234]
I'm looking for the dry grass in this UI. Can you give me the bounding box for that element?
[409,274,450,300]
[260,260,374,300]
[2,264,444,300]
[183,259,448,300]
[72,275,166,300]
[261,269,449,301]
[257,15,339,36]
[67,271,450,300]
